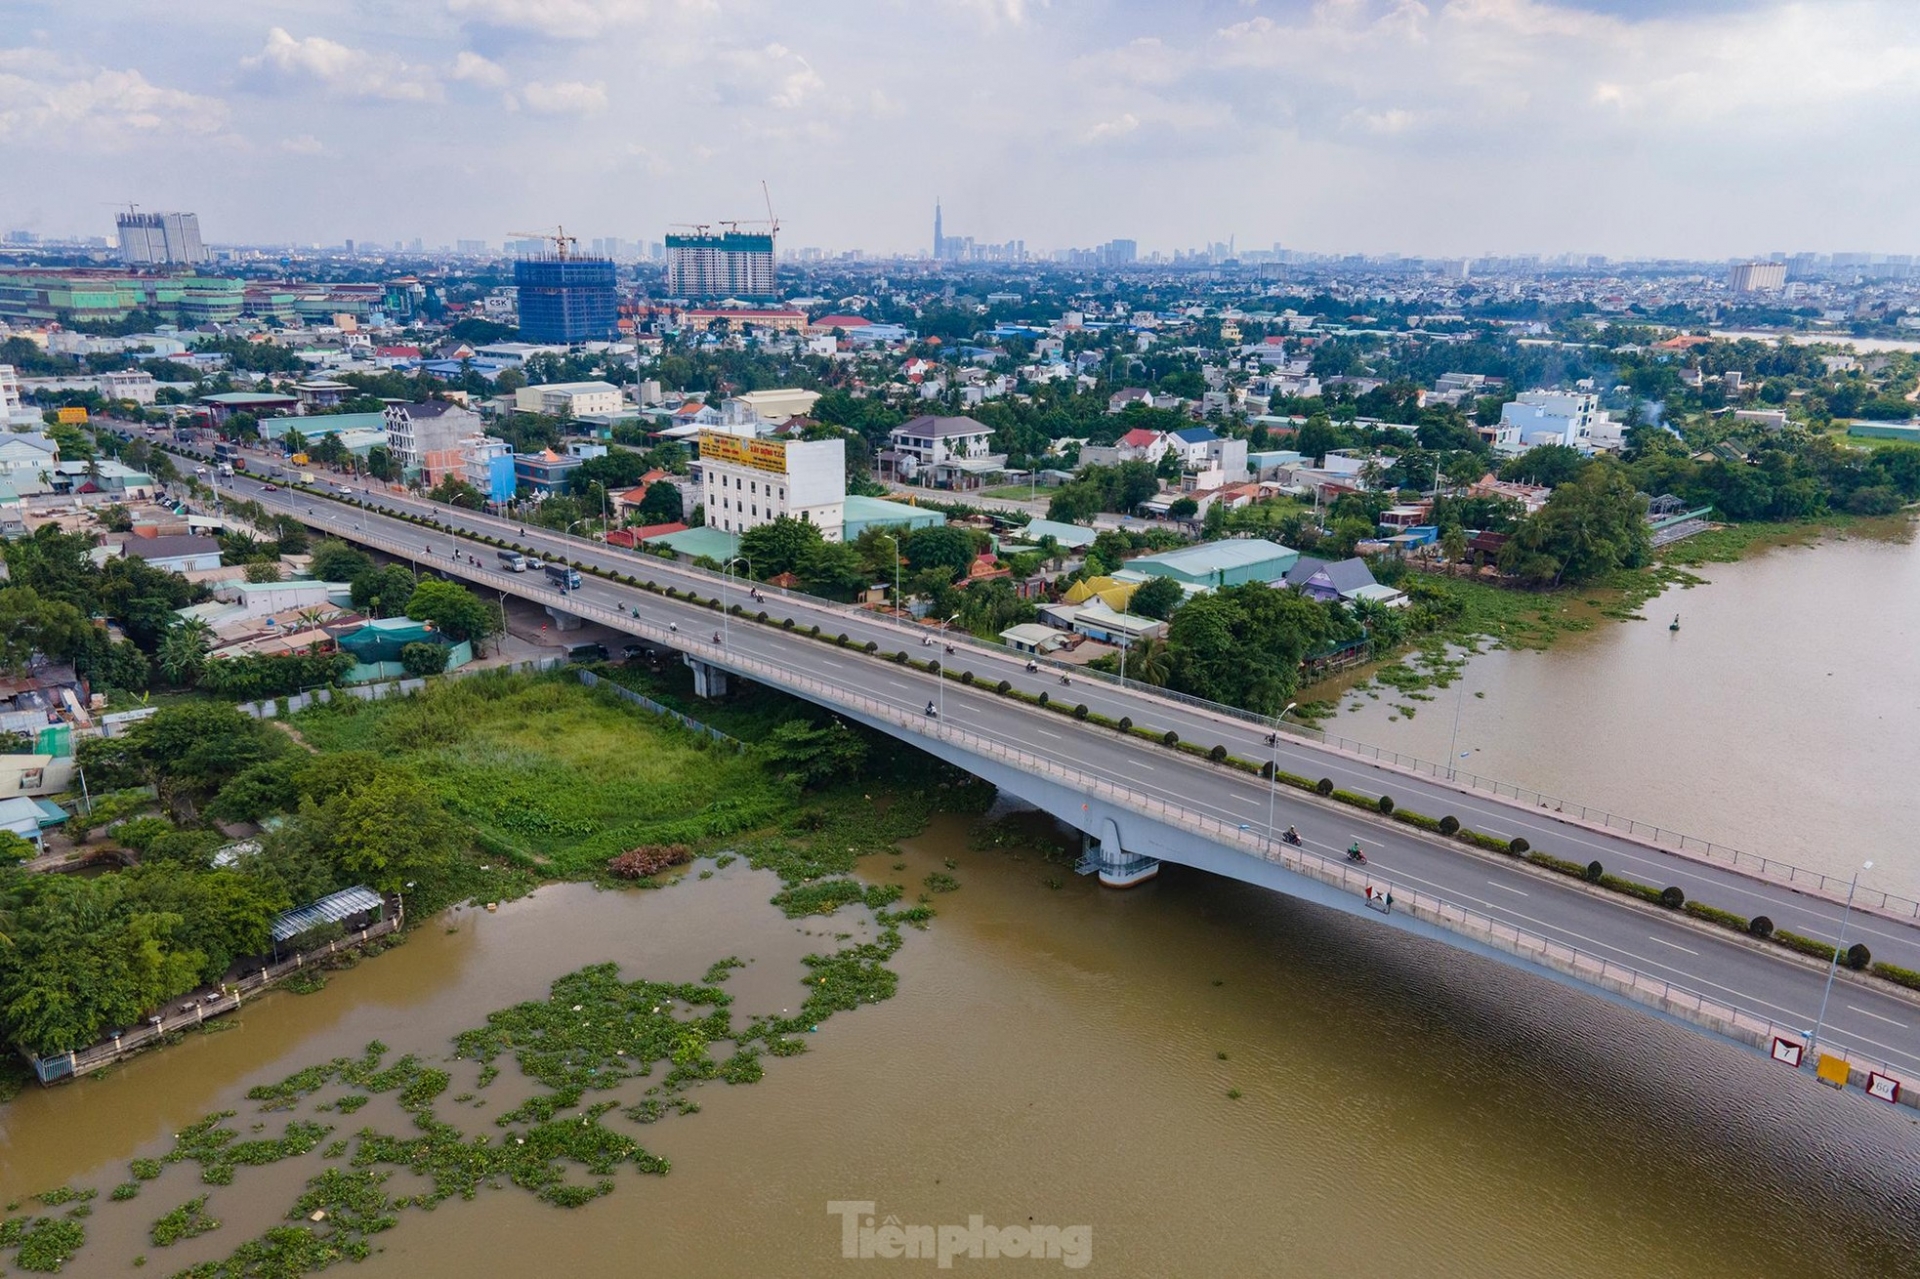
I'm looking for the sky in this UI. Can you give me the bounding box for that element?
[4,0,1920,260]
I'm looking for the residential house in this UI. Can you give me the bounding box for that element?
[879,415,1005,489]
[123,533,222,573]
[1494,391,1611,456]
[1107,387,1154,413]
[384,400,483,485]
[513,381,625,419]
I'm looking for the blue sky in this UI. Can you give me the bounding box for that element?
[3,1,1917,258]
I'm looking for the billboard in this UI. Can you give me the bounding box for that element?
[699,430,787,475]
[56,407,89,425]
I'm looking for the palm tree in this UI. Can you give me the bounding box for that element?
[1128,637,1172,688]
[157,618,212,686]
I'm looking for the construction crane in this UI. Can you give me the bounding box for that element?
[506,225,578,259]
[668,223,713,236]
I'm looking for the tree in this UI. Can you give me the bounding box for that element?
[1293,414,1340,465]
[351,565,417,618]
[1500,444,1588,489]
[1167,496,1198,520]
[0,586,93,672]
[738,516,824,578]
[399,641,450,678]
[244,561,282,583]
[1124,636,1171,686]
[405,578,496,644]
[636,481,684,525]
[427,477,485,508]
[156,618,213,686]
[796,541,867,598]
[1128,575,1184,620]
[759,718,868,790]
[366,445,396,481]
[308,540,374,584]
[309,432,349,466]
[900,524,976,579]
[321,768,464,893]
[1499,459,1651,587]
[1441,525,1469,574]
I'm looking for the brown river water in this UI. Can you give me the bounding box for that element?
[1328,527,1920,904]
[8,528,1920,1277]
[5,811,1920,1278]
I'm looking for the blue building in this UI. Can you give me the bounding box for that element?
[482,452,517,504]
[514,256,618,343]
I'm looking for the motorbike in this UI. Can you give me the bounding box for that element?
[1346,844,1367,865]
[924,702,938,718]
[1281,829,1302,846]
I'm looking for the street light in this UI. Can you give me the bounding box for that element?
[721,555,751,649]
[938,612,959,717]
[1807,859,1873,1064]
[1446,679,1467,781]
[1267,701,1297,848]
[879,533,903,620]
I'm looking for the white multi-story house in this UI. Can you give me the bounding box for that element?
[384,400,483,483]
[0,430,59,490]
[1494,391,1611,456]
[879,415,1005,489]
[698,430,846,541]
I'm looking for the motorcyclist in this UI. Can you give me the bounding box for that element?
[925,701,937,717]
[1285,826,1300,844]
[1347,841,1366,863]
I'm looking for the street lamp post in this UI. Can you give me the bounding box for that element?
[1807,859,1873,1064]
[1267,701,1297,848]
[880,533,902,618]
[1447,679,1466,781]
[721,556,751,649]
[938,612,959,717]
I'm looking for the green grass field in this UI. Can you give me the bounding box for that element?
[293,672,783,877]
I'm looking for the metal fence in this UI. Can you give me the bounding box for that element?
[29,911,402,1084]
[298,491,1920,920]
[576,668,742,749]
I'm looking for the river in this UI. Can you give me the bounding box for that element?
[1326,526,1920,903]
[5,808,1919,1277]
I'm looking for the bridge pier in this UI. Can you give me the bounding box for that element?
[684,656,730,699]
[1075,815,1161,888]
[544,604,585,632]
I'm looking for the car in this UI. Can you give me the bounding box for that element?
[262,483,278,492]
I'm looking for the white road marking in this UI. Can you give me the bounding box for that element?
[1848,1005,1909,1028]
[1486,881,1529,897]
[1119,759,1156,771]
[1036,729,1064,740]
[1647,935,1698,956]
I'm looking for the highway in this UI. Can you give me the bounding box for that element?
[184,449,1920,1089]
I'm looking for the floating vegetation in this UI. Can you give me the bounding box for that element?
[129,1160,163,1181]
[150,1195,221,1247]
[923,872,960,894]
[7,1216,85,1272]
[110,1183,141,1202]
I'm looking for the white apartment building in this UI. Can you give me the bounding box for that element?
[1495,391,1611,456]
[698,430,846,541]
[97,370,158,404]
[0,365,29,426]
[512,381,624,418]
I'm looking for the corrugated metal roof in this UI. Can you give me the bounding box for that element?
[271,885,383,943]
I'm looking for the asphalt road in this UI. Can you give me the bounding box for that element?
[182,447,1920,1083]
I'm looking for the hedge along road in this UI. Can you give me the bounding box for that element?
[207,463,1920,1076]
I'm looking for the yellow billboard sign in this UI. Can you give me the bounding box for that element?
[56,407,89,425]
[699,430,788,475]
[1815,1053,1851,1089]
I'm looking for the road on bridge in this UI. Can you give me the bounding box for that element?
[198,459,1920,1091]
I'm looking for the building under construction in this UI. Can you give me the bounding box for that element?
[665,230,775,300]
[510,227,617,343]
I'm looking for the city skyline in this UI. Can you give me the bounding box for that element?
[4,1,1920,258]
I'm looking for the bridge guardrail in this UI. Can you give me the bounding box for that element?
[305,482,1920,922]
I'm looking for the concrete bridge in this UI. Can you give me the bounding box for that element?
[215,469,1920,1117]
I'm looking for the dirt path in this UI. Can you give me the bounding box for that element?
[273,719,319,753]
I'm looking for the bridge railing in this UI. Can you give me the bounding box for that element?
[276,520,1913,1096]
[463,569,1907,1096]
[302,496,1920,920]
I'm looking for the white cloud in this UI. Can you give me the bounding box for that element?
[0,54,230,150]
[278,133,327,154]
[450,51,510,90]
[446,0,714,40]
[242,27,444,102]
[520,79,609,115]
[715,43,823,110]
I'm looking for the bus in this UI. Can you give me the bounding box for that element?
[496,550,529,573]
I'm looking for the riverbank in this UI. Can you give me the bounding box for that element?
[1302,510,1917,718]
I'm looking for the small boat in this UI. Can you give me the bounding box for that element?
[1669,614,1681,632]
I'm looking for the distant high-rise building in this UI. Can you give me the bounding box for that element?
[514,254,618,343]
[116,211,207,266]
[665,231,775,300]
[934,200,943,260]
[1727,261,1787,294]
[456,239,488,256]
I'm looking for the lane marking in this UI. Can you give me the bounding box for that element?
[1230,795,1261,806]
[1848,1004,1909,1029]
[1486,881,1529,897]
[1647,935,1698,956]
[1036,729,1064,740]
[1119,759,1156,771]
